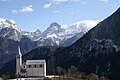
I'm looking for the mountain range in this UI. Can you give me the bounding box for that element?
[0,18,101,45]
[0,17,100,69]
[1,7,120,80]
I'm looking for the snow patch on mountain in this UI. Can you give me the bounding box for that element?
[47,34,57,38]
[64,20,102,33]
[22,29,42,41]
[60,20,102,45]
[0,18,20,31]
[0,18,102,46]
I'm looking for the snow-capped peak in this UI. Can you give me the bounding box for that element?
[9,19,16,24]
[69,20,101,29]
[42,22,65,37]
[64,20,102,34]
[0,18,6,21]
[49,22,63,30]
[0,18,20,31]
[0,18,102,46]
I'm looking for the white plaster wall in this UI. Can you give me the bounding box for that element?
[16,58,21,75]
[38,68,45,76]
[26,68,45,77]
[26,68,33,77]
[44,63,46,76]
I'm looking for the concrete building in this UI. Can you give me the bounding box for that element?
[16,47,46,78]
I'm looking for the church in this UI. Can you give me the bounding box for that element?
[16,47,46,78]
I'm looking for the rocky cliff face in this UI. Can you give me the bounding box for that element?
[0,36,18,69]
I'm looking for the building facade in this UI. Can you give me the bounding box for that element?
[16,47,46,78]
[26,60,46,77]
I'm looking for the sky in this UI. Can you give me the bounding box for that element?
[0,0,119,31]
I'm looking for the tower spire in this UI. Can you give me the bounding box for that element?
[18,46,22,56]
[16,46,22,77]
[18,46,22,66]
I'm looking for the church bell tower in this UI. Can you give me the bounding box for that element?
[16,46,22,77]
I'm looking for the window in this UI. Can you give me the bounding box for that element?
[40,64,43,68]
[34,65,37,68]
[28,65,31,68]
[23,65,25,68]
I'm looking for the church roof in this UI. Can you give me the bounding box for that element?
[26,60,46,65]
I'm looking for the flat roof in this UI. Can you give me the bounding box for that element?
[26,60,46,65]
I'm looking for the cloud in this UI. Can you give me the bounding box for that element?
[12,5,34,13]
[12,10,18,13]
[43,3,52,8]
[101,0,109,2]
[54,10,61,13]
[0,0,11,1]
[43,0,81,8]
[52,0,68,4]
[52,0,81,4]
[19,5,34,13]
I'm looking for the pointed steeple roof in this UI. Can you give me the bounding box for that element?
[18,46,22,56]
